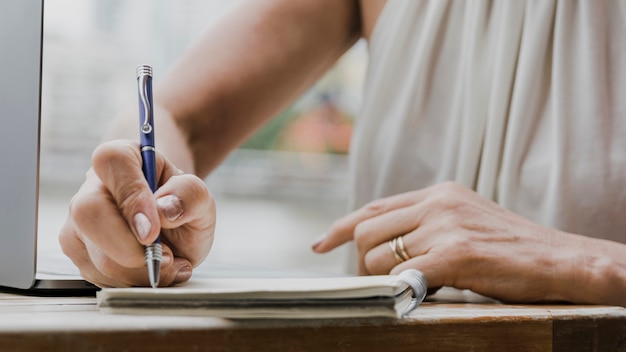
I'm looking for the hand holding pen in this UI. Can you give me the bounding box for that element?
[57,65,217,288]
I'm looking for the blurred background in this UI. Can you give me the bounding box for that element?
[38,0,367,276]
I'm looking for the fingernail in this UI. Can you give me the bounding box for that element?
[311,233,327,251]
[174,265,192,283]
[134,212,151,241]
[157,195,183,221]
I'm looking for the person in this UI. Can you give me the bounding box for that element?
[59,0,626,306]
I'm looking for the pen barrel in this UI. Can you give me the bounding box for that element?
[141,147,158,193]
[137,64,157,193]
[137,65,161,287]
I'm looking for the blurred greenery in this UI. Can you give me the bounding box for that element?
[240,108,300,150]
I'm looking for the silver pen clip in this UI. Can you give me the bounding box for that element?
[137,65,153,134]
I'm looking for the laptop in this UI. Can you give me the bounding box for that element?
[0,0,96,294]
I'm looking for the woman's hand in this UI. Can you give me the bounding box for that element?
[313,181,593,303]
[59,140,216,288]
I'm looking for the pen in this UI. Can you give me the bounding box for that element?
[137,64,161,288]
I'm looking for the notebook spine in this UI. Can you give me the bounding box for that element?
[397,269,428,317]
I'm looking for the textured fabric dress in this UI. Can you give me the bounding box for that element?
[349,0,626,245]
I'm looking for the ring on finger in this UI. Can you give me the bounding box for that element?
[389,236,411,264]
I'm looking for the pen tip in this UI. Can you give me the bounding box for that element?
[147,259,161,288]
[145,243,162,288]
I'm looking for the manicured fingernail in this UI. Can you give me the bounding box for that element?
[174,265,192,283]
[134,212,151,241]
[157,195,183,221]
[311,233,327,251]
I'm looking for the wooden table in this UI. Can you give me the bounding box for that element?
[1,291,625,351]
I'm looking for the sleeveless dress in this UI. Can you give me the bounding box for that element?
[349,0,626,243]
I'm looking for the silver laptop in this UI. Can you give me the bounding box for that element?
[0,0,95,294]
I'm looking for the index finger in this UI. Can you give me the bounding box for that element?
[312,189,428,253]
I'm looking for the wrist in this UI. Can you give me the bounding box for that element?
[106,106,196,175]
[558,234,626,306]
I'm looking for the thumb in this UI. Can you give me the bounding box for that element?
[91,140,162,244]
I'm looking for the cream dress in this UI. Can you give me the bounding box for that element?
[349,0,626,243]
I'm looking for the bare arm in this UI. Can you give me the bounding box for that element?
[64,0,362,287]
[108,0,362,177]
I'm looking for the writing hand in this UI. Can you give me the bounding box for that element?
[59,140,215,287]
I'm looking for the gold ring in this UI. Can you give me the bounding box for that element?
[397,236,411,261]
[389,236,411,264]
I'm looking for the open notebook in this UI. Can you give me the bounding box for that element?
[97,269,428,319]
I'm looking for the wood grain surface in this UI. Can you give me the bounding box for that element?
[0,292,624,351]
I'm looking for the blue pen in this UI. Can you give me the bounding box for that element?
[137,65,161,288]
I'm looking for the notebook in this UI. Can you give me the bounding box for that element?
[0,0,96,294]
[97,269,428,319]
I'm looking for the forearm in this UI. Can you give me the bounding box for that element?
[104,0,360,177]
[155,0,361,177]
